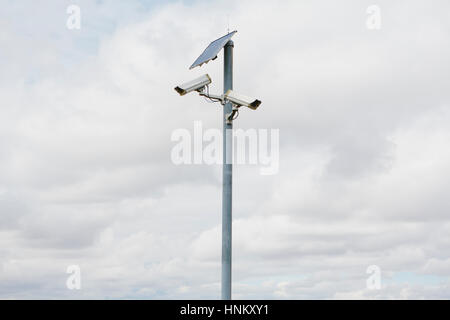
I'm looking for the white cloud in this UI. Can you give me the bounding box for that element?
[1,0,450,299]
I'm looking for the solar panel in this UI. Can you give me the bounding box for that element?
[189,31,237,69]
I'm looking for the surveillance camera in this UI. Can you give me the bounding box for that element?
[174,74,212,96]
[224,89,261,110]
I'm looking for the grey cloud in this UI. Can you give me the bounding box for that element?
[1,0,450,299]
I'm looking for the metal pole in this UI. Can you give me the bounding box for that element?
[221,40,233,300]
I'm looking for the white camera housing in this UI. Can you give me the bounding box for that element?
[224,89,261,110]
[175,74,212,96]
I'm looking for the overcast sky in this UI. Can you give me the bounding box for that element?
[1,0,450,299]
